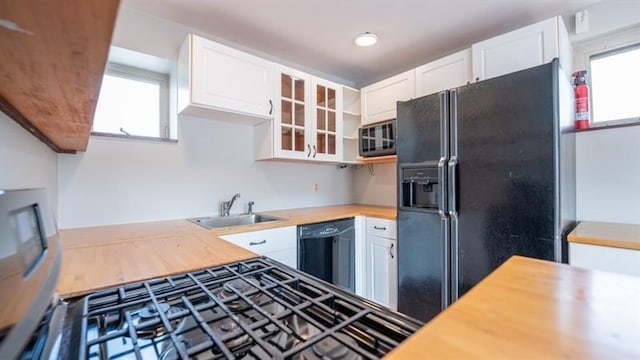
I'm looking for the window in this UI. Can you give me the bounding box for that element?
[589,44,640,124]
[92,63,169,138]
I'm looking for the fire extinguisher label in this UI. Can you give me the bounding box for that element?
[576,111,589,120]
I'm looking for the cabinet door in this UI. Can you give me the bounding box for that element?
[273,66,312,160]
[472,17,560,81]
[311,78,343,161]
[361,70,415,125]
[366,235,398,309]
[191,35,274,118]
[569,243,640,277]
[415,49,472,97]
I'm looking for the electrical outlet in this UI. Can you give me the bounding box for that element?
[313,184,319,192]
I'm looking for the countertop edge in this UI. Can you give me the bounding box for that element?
[567,221,640,251]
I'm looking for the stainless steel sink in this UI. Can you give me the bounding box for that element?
[188,213,283,229]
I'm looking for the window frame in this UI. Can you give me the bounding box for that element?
[91,62,171,139]
[574,26,640,129]
[588,43,640,126]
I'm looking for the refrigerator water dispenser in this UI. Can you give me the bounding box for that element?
[400,164,440,210]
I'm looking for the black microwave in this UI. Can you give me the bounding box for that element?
[359,119,396,157]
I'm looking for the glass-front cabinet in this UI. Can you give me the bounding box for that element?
[267,65,343,162]
[273,67,311,160]
[312,78,342,161]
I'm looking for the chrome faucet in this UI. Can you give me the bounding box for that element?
[221,193,240,216]
[248,201,255,215]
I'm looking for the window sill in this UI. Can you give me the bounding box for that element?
[574,120,640,133]
[91,132,178,143]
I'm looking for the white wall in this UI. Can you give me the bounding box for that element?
[353,163,396,207]
[58,117,353,228]
[576,127,640,224]
[0,112,58,213]
[56,6,353,228]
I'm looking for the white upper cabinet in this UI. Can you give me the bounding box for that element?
[311,77,343,162]
[415,49,472,97]
[254,65,343,162]
[472,16,572,82]
[178,34,274,122]
[361,69,415,125]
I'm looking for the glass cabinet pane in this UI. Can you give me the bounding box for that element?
[295,79,305,101]
[317,133,326,154]
[295,129,305,151]
[317,85,326,107]
[281,127,292,150]
[328,134,336,154]
[295,103,305,127]
[317,109,325,130]
[328,111,335,132]
[281,100,292,124]
[282,74,292,99]
[327,88,336,110]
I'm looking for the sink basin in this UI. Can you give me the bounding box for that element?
[188,214,283,229]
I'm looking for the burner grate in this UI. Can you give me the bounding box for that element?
[74,257,421,359]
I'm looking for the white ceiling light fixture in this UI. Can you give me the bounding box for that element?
[354,32,378,47]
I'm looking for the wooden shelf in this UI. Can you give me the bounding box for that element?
[0,0,120,153]
[356,155,397,164]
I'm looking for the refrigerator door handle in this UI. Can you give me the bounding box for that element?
[441,215,450,309]
[449,211,459,302]
[448,158,458,214]
[438,161,447,216]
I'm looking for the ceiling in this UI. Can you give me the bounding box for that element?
[123,0,602,87]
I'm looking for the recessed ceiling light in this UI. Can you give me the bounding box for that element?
[354,32,378,47]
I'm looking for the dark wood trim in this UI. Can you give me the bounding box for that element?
[90,132,179,143]
[0,96,75,154]
[574,120,640,133]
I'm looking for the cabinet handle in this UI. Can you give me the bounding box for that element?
[307,144,311,157]
[268,100,273,115]
[249,240,267,246]
[390,243,395,259]
[312,145,317,158]
[475,77,480,82]
[373,226,387,230]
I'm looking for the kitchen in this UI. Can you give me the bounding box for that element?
[1,0,640,359]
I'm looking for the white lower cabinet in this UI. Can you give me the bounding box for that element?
[569,243,640,277]
[364,218,398,310]
[220,226,297,268]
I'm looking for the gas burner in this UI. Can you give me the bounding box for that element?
[122,303,185,339]
[159,316,252,360]
[301,334,362,360]
[214,277,265,310]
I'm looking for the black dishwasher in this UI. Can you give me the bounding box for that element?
[297,217,355,292]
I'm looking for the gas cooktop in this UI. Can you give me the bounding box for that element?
[71,257,421,359]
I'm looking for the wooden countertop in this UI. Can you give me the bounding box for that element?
[387,256,640,359]
[568,221,640,250]
[57,204,395,298]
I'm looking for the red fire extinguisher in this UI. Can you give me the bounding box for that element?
[572,70,590,130]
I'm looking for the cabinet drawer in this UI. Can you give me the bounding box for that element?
[221,226,296,254]
[366,218,397,240]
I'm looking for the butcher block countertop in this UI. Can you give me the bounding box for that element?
[57,204,395,298]
[387,256,640,359]
[567,221,640,250]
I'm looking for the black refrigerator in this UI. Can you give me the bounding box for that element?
[396,60,576,322]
